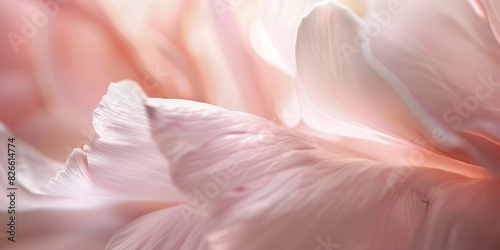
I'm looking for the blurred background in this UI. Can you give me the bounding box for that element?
[0,0,364,162]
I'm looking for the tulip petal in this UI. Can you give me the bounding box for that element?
[409,177,500,250]
[205,161,500,250]
[366,0,500,174]
[0,123,110,211]
[42,80,184,202]
[470,0,500,44]
[250,0,322,74]
[248,0,367,75]
[106,205,208,250]
[295,1,430,146]
[295,0,500,174]
[146,98,338,212]
[145,95,500,249]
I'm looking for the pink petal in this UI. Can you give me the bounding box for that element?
[250,0,322,74]
[367,0,500,173]
[0,123,62,194]
[106,205,208,250]
[470,0,500,44]
[206,163,500,250]
[145,95,500,249]
[42,81,184,202]
[248,0,367,75]
[184,0,292,121]
[0,0,145,161]
[0,0,211,161]
[409,177,500,250]
[0,202,161,250]
[145,97,351,212]
[0,122,110,211]
[295,2,428,147]
[295,121,490,178]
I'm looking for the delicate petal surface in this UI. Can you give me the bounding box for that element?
[42,81,184,202]
[146,98,342,211]
[295,1,430,149]
[470,0,500,44]
[145,96,500,249]
[0,123,107,211]
[107,205,208,250]
[249,0,367,75]
[367,0,500,173]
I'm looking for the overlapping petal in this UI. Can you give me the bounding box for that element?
[469,0,500,45]
[296,1,429,145]
[146,97,339,211]
[366,0,500,173]
[143,89,500,249]
[249,0,367,75]
[42,81,184,202]
[0,123,107,211]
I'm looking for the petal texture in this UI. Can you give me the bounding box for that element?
[470,0,500,44]
[367,0,500,173]
[145,96,500,249]
[295,1,428,147]
[146,98,338,212]
[106,205,208,250]
[0,123,108,211]
[42,80,184,202]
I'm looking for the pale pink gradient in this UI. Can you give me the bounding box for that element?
[2,0,500,249]
[37,81,499,249]
[0,0,289,161]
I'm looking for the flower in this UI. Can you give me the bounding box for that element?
[38,80,500,249]
[0,0,289,161]
[3,0,500,249]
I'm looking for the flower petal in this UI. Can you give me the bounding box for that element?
[470,0,500,44]
[205,161,500,249]
[409,177,500,250]
[295,1,428,146]
[250,0,322,75]
[248,0,367,75]
[106,205,208,250]
[0,123,110,211]
[145,95,500,249]
[42,80,184,202]
[0,123,62,194]
[146,98,338,212]
[367,0,500,174]
[0,202,161,250]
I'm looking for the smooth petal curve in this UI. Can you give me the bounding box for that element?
[296,2,429,147]
[249,0,368,75]
[206,161,500,250]
[106,205,208,250]
[145,96,500,249]
[409,177,500,250]
[367,0,500,174]
[470,0,500,44]
[42,80,184,202]
[250,0,322,74]
[146,98,341,212]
